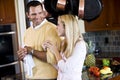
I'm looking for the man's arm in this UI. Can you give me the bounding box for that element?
[32,49,47,62]
[44,24,61,64]
[24,46,47,62]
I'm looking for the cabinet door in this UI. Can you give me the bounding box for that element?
[0,0,16,24]
[5,0,16,24]
[108,0,120,30]
[85,0,111,32]
[0,0,5,23]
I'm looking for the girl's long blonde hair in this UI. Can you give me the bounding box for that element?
[59,14,83,58]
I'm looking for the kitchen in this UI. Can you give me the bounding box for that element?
[0,0,120,80]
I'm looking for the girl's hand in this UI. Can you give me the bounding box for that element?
[43,41,62,62]
[43,40,59,54]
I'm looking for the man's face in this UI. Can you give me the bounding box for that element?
[27,5,45,27]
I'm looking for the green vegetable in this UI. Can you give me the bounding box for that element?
[102,59,110,66]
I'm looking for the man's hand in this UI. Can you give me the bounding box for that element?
[24,46,33,53]
[17,47,28,60]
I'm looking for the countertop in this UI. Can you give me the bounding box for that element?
[82,55,120,80]
[82,69,120,80]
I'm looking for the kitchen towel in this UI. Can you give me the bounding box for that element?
[24,54,35,77]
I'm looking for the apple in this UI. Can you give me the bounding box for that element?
[102,59,110,66]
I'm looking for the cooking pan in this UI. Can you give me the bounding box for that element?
[44,0,103,21]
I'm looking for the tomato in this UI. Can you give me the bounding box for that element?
[94,71,100,77]
[89,66,100,77]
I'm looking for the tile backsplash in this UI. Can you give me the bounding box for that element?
[83,30,120,57]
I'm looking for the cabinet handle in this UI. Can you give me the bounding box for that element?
[0,31,15,35]
[106,24,109,27]
[0,61,18,68]
[0,19,3,21]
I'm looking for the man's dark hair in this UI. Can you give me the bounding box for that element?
[26,1,43,13]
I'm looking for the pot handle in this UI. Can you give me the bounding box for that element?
[56,0,67,11]
[78,0,85,19]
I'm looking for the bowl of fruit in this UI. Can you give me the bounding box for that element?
[111,57,120,72]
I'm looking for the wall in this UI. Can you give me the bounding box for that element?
[14,0,26,79]
[83,30,120,57]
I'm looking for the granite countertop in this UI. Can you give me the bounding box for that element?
[82,58,120,80]
[82,69,120,80]
[82,54,120,80]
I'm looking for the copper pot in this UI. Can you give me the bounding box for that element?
[44,0,103,21]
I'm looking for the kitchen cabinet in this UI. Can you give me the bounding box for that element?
[85,0,120,32]
[0,0,16,24]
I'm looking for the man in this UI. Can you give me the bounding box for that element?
[17,1,61,80]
